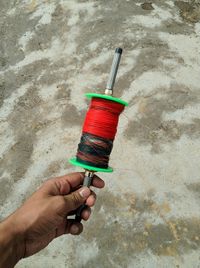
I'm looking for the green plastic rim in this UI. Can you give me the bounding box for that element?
[69,158,113,172]
[85,93,128,106]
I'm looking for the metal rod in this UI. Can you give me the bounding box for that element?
[82,170,94,187]
[75,48,123,221]
[105,47,123,96]
[75,170,94,222]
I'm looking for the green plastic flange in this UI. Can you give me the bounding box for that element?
[69,158,113,173]
[85,93,128,106]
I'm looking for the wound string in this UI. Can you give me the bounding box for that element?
[76,97,125,168]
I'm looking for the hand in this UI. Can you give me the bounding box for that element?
[0,172,104,267]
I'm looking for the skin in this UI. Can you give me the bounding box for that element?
[0,172,105,268]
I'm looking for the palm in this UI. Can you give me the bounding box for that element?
[24,215,67,257]
[25,232,55,256]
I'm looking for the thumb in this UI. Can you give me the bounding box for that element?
[64,187,90,213]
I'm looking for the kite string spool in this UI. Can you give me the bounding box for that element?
[76,97,125,169]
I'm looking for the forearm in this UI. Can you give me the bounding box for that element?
[0,215,24,268]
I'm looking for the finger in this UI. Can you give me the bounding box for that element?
[54,173,104,191]
[86,191,96,207]
[48,173,85,195]
[70,175,105,191]
[66,220,83,235]
[67,205,92,219]
[91,176,105,189]
[42,173,85,195]
[81,207,91,221]
[56,172,84,189]
[56,219,83,237]
[62,173,104,190]
[63,186,91,213]
[42,173,105,196]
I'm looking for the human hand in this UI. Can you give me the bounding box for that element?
[0,172,104,267]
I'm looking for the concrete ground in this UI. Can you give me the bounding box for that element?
[0,0,200,267]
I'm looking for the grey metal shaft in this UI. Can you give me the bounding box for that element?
[75,170,94,222]
[105,48,123,95]
[83,170,94,187]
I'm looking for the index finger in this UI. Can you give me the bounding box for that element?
[55,172,105,194]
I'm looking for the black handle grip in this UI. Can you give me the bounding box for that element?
[75,204,87,222]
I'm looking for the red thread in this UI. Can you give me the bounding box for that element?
[83,97,125,139]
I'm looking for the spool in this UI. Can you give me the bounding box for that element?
[69,93,128,173]
[69,48,128,221]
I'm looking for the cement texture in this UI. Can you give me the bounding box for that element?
[0,0,200,267]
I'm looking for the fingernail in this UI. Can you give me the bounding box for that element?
[71,224,79,234]
[79,187,90,198]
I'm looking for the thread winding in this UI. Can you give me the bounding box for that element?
[76,97,125,168]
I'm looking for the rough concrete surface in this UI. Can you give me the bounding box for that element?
[0,0,200,267]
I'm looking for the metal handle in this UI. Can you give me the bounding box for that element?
[75,171,94,222]
[105,47,123,96]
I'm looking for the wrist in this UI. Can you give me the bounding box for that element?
[0,213,25,267]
